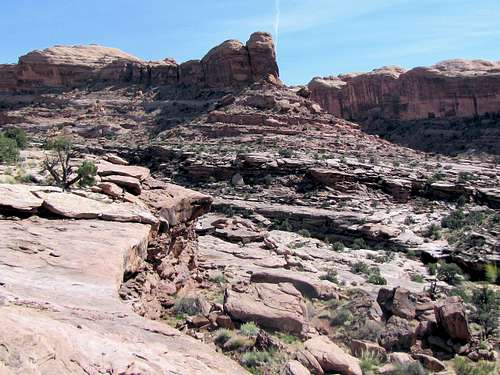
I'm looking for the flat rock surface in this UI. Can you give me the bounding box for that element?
[0,217,245,374]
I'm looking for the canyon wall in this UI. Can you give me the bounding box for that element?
[0,32,279,93]
[309,60,500,121]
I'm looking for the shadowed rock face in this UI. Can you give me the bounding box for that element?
[0,32,279,93]
[309,60,500,121]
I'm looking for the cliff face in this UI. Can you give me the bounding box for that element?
[309,60,500,121]
[0,32,279,93]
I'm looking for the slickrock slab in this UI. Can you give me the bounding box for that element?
[0,183,43,212]
[250,269,337,300]
[0,184,62,212]
[35,191,158,225]
[97,160,150,180]
[224,282,309,335]
[280,360,312,375]
[102,174,142,195]
[0,217,246,375]
[304,336,362,375]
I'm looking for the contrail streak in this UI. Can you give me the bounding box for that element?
[274,0,280,50]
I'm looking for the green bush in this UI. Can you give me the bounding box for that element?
[454,356,497,375]
[240,322,260,337]
[484,264,498,284]
[437,263,464,285]
[213,328,233,346]
[351,238,367,250]
[359,351,380,375]
[76,160,98,187]
[350,320,383,341]
[2,127,28,148]
[367,272,387,285]
[172,296,205,317]
[351,261,370,275]
[472,286,499,338]
[240,351,274,368]
[330,308,353,326]
[426,263,438,275]
[331,241,345,252]
[320,269,339,284]
[298,229,311,238]
[0,135,20,164]
[411,274,425,283]
[423,224,442,240]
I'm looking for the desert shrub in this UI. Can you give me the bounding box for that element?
[426,263,438,275]
[449,287,471,303]
[423,223,441,240]
[0,135,20,164]
[441,209,486,230]
[320,269,339,284]
[331,241,345,252]
[367,272,387,285]
[472,286,499,338]
[2,127,28,148]
[210,272,226,285]
[350,320,384,341]
[457,171,474,184]
[437,262,464,285]
[351,238,367,250]
[214,328,233,346]
[330,307,353,326]
[240,322,260,337]
[42,137,97,190]
[351,261,370,275]
[298,229,311,238]
[484,264,498,284]
[278,149,293,158]
[240,351,274,368]
[411,274,425,283]
[454,356,497,375]
[359,351,380,375]
[172,296,204,316]
[393,361,428,375]
[278,333,299,344]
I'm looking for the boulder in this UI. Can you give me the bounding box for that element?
[295,349,324,375]
[97,161,150,180]
[434,297,471,342]
[104,153,129,165]
[224,282,309,335]
[350,340,387,360]
[102,174,142,195]
[377,287,416,320]
[280,361,311,375]
[304,336,362,375]
[378,316,417,351]
[250,269,338,300]
[412,353,446,372]
[34,191,158,225]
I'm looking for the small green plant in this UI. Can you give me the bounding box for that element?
[210,272,226,285]
[411,274,425,283]
[454,356,497,375]
[437,262,464,285]
[278,149,294,158]
[331,241,345,252]
[213,328,233,346]
[350,319,384,341]
[426,263,438,275]
[367,272,387,285]
[240,322,260,337]
[472,286,499,338]
[298,229,311,238]
[330,307,353,326]
[0,135,20,164]
[423,223,441,240]
[320,269,339,284]
[449,287,471,303]
[240,351,274,368]
[351,238,367,250]
[359,351,380,375]
[484,264,498,283]
[351,261,370,275]
[172,296,205,317]
[2,127,28,149]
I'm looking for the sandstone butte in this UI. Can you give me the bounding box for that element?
[0,32,279,93]
[308,59,500,121]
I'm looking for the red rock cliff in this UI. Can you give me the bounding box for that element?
[309,60,500,121]
[0,32,279,93]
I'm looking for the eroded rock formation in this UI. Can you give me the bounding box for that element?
[309,60,500,121]
[0,32,279,93]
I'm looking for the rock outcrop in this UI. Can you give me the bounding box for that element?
[0,32,279,93]
[309,60,500,121]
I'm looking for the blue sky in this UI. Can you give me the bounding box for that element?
[1,0,499,84]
